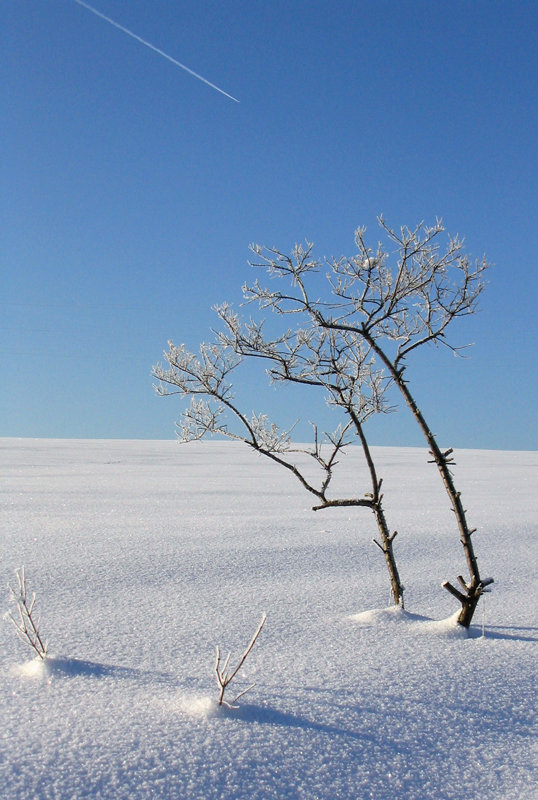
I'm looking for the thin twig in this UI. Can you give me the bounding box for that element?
[215,614,266,708]
[6,567,48,660]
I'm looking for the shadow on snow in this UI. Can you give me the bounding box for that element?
[220,701,369,742]
[41,656,174,683]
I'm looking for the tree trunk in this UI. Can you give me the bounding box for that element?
[365,336,492,626]
[352,408,404,607]
[372,503,404,607]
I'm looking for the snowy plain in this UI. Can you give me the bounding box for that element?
[1,437,536,800]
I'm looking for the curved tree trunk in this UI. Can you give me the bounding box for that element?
[366,337,492,626]
[353,408,404,607]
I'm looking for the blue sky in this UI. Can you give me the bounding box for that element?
[2,0,537,449]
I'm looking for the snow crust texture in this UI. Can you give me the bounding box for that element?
[1,439,537,799]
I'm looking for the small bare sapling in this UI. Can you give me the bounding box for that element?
[6,567,48,660]
[215,614,266,708]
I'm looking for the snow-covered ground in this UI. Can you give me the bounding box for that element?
[1,438,536,799]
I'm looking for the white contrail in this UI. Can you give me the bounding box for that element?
[73,0,239,103]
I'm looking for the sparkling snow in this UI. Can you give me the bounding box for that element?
[1,438,536,799]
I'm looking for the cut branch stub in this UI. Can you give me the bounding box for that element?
[443,577,494,628]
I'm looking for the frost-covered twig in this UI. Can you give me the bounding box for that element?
[215,614,266,708]
[6,567,48,660]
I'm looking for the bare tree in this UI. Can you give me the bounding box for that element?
[237,218,492,626]
[153,317,405,606]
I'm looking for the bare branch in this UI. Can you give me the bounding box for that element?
[215,614,266,708]
[6,567,48,660]
[153,335,385,509]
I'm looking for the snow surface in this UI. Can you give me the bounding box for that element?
[1,438,537,799]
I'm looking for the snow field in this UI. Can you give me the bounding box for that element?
[1,438,536,799]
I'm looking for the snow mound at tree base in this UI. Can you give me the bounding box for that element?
[348,606,470,637]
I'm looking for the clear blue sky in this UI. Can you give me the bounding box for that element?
[2,0,537,449]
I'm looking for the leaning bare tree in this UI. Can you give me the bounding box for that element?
[236,217,492,627]
[153,317,405,606]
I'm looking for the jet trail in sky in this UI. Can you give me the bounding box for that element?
[73,0,239,103]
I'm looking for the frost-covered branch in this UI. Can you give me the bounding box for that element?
[215,302,393,424]
[324,217,488,364]
[215,614,266,708]
[246,219,487,371]
[153,338,375,510]
[6,567,48,660]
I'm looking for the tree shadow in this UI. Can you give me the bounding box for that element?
[220,701,371,742]
[476,626,538,643]
[43,656,174,683]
